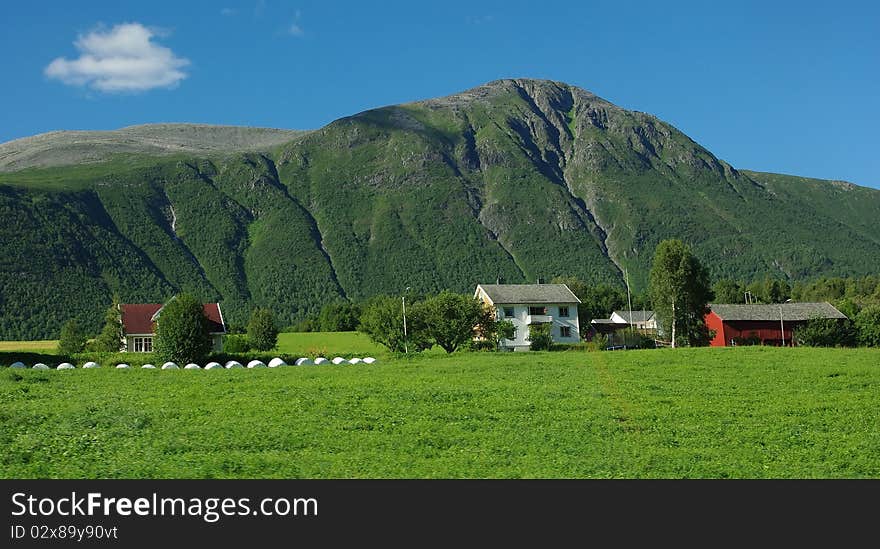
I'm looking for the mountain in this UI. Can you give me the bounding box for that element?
[2,78,879,339]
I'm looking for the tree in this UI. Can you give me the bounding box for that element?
[358,295,431,353]
[526,322,553,351]
[649,239,712,347]
[154,294,212,364]
[318,301,361,332]
[94,295,123,352]
[794,317,857,347]
[57,319,87,355]
[855,306,880,347]
[247,308,278,351]
[712,279,744,304]
[552,276,626,337]
[421,291,484,353]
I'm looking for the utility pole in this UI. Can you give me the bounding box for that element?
[780,298,792,347]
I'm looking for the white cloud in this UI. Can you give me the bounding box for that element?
[45,23,190,93]
[288,22,304,36]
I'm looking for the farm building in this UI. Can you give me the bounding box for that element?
[705,302,847,347]
[610,310,658,332]
[120,301,226,352]
[474,283,581,351]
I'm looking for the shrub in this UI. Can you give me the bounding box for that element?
[94,296,123,352]
[358,295,430,353]
[855,306,880,347]
[154,294,213,364]
[794,317,857,348]
[57,319,87,356]
[526,322,553,351]
[223,334,253,353]
[247,308,278,351]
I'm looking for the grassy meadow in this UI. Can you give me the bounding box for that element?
[1,342,878,479]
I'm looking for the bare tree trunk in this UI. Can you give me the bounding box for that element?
[671,300,676,349]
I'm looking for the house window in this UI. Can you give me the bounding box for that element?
[558,306,569,318]
[560,326,572,338]
[133,337,153,353]
[529,306,546,316]
[504,307,515,318]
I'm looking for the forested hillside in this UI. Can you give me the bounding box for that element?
[2,79,879,339]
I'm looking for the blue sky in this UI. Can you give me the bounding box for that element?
[2,0,878,188]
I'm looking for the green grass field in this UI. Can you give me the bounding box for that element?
[0,340,58,353]
[1,344,878,479]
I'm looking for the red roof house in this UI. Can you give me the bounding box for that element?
[705,302,847,347]
[120,302,226,353]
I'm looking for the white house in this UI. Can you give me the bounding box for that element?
[120,302,226,353]
[474,283,581,351]
[610,310,658,332]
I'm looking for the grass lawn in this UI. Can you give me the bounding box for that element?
[1,346,878,479]
[0,340,58,353]
[275,331,389,358]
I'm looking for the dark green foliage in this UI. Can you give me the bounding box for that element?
[4,80,880,340]
[713,279,745,304]
[94,296,123,353]
[649,240,712,347]
[554,276,627,336]
[526,322,554,351]
[794,318,858,347]
[247,308,278,352]
[223,334,253,353]
[154,294,212,364]
[358,295,431,353]
[421,291,485,353]
[57,320,86,356]
[855,306,880,347]
[318,302,361,332]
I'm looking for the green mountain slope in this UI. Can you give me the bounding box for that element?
[1,79,879,339]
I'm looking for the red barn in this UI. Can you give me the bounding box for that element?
[705,302,847,347]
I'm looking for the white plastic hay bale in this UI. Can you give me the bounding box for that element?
[83,361,100,369]
[225,360,243,369]
[115,363,130,369]
[57,362,75,370]
[362,357,377,364]
[141,364,156,369]
[161,362,179,370]
[184,363,201,370]
[204,362,223,370]
[295,357,313,366]
[268,357,287,368]
[247,360,267,369]
[313,357,328,365]
[348,357,362,365]
[33,363,50,370]
[331,356,348,365]
[10,361,26,369]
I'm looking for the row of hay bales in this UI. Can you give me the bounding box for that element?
[5,357,378,370]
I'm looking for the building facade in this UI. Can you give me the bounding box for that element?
[120,302,226,352]
[705,302,847,347]
[474,284,581,351]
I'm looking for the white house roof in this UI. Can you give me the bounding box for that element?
[476,284,581,304]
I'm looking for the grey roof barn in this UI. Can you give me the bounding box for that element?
[709,302,847,321]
